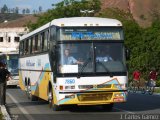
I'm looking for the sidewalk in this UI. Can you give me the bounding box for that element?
[0,105,11,120]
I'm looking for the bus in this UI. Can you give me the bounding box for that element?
[0,51,19,86]
[19,17,128,111]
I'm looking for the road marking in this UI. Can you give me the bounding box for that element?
[7,92,35,120]
[113,107,135,114]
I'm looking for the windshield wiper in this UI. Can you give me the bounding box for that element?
[77,58,91,78]
[96,61,113,77]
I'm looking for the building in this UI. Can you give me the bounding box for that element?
[0,15,37,52]
[0,27,28,52]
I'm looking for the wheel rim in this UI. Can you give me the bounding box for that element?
[27,85,31,99]
[48,91,53,108]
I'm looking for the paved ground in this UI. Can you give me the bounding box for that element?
[5,87,160,120]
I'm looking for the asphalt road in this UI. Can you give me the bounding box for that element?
[6,87,160,120]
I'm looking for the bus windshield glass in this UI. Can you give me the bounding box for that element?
[57,42,126,74]
[59,27,123,40]
[7,55,18,75]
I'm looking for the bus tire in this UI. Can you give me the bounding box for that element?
[102,103,114,111]
[48,89,53,108]
[53,104,61,111]
[27,83,38,101]
[48,88,61,111]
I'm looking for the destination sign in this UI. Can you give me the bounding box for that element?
[60,28,123,40]
[71,32,118,40]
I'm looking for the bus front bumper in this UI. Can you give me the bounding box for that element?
[7,79,19,86]
[56,90,127,105]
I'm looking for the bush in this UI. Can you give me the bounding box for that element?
[156,80,160,87]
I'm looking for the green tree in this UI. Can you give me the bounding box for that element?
[15,7,19,14]
[26,8,30,14]
[22,9,26,14]
[1,4,8,13]
[39,6,42,13]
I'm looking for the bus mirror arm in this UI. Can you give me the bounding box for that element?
[125,48,130,60]
[53,75,57,83]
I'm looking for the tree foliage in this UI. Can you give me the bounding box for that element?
[1,4,8,13]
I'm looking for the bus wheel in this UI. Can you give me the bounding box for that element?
[27,84,38,101]
[48,90,53,108]
[48,89,61,111]
[102,103,114,111]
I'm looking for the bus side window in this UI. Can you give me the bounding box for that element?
[20,41,24,56]
[44,30,48,51]
[34,35,38,52]
[32,36,35,53]
[41,32,45,51]
[28,38,31,54]
[24,39,29,55]
[41,30,48,52]
[35,34,41,53]
[30,37,33,54]
[38,34,41,52]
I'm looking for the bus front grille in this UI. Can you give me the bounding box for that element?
[78,84,112,89]
[77,93,112,102]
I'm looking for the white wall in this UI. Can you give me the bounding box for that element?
[0,27,28,52]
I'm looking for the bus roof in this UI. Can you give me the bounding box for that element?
[21,17,122,41]
[51,17,122,27]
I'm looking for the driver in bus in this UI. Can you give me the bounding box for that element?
[96,49,113,62]
[61,49,84,65]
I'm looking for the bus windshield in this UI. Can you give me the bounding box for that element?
[59,27,124,40]
[57,42,126,74]
[7,55,18,75]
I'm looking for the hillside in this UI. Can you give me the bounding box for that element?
[101,0,160,27]
[0,14,38,28]
[1,0,160,28]
[0,13,24,23]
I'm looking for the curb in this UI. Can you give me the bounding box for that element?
[153,93,160,96]
[0,105,11,120]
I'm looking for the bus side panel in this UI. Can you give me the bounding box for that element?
[19,54,52,101]
[32,71,52,101]
[19,70,25,90]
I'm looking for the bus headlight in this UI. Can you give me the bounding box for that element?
[114,93,124,97]
[114,84,126,89]
[65,86,75,90]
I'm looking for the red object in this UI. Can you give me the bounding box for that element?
[133,70,140,81]
[149,71,158,81]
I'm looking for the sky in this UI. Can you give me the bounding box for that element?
[0,0,63,12]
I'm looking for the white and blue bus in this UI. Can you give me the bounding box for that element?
[0,51,19,86]
[19,17,128,111]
